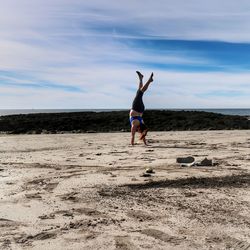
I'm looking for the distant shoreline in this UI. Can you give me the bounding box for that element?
[1,108,250,117]
[0,110,249,134]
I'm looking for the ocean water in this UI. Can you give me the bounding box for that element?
[171,109,250,116]
[0,109,250,117]
[0,109,123,116]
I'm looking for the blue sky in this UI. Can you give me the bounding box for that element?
[1,0,250,109]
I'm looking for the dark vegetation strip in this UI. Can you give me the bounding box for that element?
[0,110,249,134]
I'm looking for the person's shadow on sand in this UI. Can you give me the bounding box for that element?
[123,173,250,190]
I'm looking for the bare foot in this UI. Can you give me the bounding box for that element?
[136,71,144,81]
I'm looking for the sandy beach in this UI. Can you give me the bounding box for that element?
[0,130,249,250]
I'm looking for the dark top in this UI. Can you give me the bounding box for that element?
[132,90,145,113]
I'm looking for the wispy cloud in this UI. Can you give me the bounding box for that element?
[0,0,250,108]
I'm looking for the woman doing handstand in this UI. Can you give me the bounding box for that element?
[129,71,154,146]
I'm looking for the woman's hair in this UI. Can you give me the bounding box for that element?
[139,123,148,140]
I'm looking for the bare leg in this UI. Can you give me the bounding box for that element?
[141,72,153,92]
[136,71,143,89]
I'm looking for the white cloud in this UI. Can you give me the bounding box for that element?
[1,69,250,108]
[0,0,250,108]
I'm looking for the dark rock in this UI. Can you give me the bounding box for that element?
[198,158,213,166]
[176,156,195,164]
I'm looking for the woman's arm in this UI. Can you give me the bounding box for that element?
[131,124,137,145]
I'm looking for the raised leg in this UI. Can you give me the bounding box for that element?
[136,71,143,89]
[141,72,153,92]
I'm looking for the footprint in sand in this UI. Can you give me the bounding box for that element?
[59,191,79,202]
[126,210,155,222]
[24,178,58,193]
[54,207,104,218]
[38,213,55,220]
[15,231,57,244]
[115,236,137,250]
[0,239,11,249]
[0,218,20,230]
[25,193,42,199]
[140,229,183,245]
[231,239,250,250]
